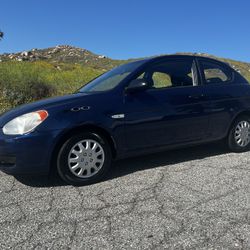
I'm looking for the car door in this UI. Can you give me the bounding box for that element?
[197,58,245,140]
[123,57,211,152]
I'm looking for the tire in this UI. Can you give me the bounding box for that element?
[228,115,250,152]
[57,132,112,186]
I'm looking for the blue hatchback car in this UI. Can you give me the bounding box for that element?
[0,55,250,185]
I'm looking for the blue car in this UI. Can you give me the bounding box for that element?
[0,55,250,185]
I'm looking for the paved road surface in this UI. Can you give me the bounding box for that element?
[0,143,250,249]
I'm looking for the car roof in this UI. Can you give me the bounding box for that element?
[126,54,232,72]
[144,54,227,64]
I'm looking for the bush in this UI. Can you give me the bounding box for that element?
[29,81,57,100]
[0,61,103,112]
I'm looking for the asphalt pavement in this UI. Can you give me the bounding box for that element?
[0,143,250,249]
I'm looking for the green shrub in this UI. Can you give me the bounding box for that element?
[0,61,103,112]
[29,81,57,100]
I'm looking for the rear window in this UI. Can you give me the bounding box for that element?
[201,61,232,84]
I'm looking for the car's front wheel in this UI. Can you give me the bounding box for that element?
[228,116,250,152]
[57,132,112,185]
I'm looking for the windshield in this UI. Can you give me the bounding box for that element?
[79,60,145,92]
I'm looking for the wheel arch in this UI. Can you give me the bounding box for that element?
[49,124,117,173]
[227,110,250,136]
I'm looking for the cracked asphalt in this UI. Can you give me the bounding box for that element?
[0,143,250,249]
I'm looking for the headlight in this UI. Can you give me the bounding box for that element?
[3,110,49,135]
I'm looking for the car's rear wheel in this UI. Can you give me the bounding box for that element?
[57,132,112,185]
[228,116,250,152]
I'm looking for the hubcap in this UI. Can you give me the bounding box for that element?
[68,139,105,178]
[234,120,250,147]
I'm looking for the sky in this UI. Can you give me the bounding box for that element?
[0,0,250,62]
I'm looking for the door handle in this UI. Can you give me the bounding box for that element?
[188,94,204,99]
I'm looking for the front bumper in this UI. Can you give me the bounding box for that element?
[0,129,61,175]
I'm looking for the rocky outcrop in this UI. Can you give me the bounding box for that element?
[0,45,109,64]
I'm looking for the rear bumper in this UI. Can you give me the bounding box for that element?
[0,129,61,175]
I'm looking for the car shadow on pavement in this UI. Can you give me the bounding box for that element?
[14,141,228,187]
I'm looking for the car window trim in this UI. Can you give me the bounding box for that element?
[145,84,201,93]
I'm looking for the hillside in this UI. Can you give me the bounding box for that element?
[0,45,127,70]
[0,45,250,113]
[1,45,249,75]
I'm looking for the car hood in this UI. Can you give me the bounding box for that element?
[0,92,92,127]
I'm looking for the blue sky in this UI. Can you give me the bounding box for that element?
[0,0,250,62]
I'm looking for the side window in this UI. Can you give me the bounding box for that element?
[201,61,232,84]
[136,59,196,89]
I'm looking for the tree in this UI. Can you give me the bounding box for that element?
[0,30,4,40]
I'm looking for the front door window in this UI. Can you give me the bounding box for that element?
[136,59,197,89]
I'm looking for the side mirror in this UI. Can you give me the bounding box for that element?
[126,79,150,93]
